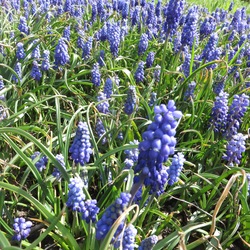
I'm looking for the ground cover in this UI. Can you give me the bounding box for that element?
[0,0,250,249]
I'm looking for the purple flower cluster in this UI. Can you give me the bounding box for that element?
[82,37,93,60]
[52,154,66,180]
[41,50,50,71]
[63,25,71,41]
[200,17,216,39]
[138,33,149,56]
[69,121,92,166]
[98,50,105,67]
[225,94,249,138]
[107,22,121,57]
[201,33,222,69]
[181,6,199,48]
[138,235,158,250]
[18,16,29,35]
[184,81,196,101]
[31,60,42,81]
[0,105,7,121]
[210,91,229,133]
[149,92,157,107]
[0,75,5,101]
[66,176,86,212]
[12,62,22,83]
[16,42,26,60]
[164,0,185,37]
[114,224,137,249]
[95,118,107,145]
[96,92,109,114]
[31,151,48,172]
[124,140,139,169]
[134,61,145,83]
[103,78,113,98]
[222,133,247,166]
[91,63,101,87]
[13,217,32,241]
[124,86,137,115]
[134,101,182,194]
[54,38,70,67]
[31,42,40,59]
[146,52,155,68]
[167,152,185,185]
[96,192,131,241]
[66,176,99,223]
[154,65,161,82]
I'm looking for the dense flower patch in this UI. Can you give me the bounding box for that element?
[0,0,249,249]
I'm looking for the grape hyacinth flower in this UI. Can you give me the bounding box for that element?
[222,133,247,166]
[12,62,22,83]
[247,173,250,195]
[66,176,86,212]
[134,61,145,83]
[114,224,137,249]
[82,37,93,60]
[124,140,139,163]
[149,92,157,107]
[96,192,131,241]
[213,80,225,95]
[54,38,70,67]
[210,91,229,134]
[41,50,50,71]
[52,154,66,180]
[12,218,32,241]
[132,6,141,26]
[154,65,161,82]
[63,25,71,41]
[95,118,107,145]
[200,17,216,39]
[0,105,7,121]
[181,6,199,48]
[30,60,42,81]
[91,63,101,87]
[18,16,29,35]
[146,52,155,68]
[167,153,185,185]
[201,33,222,69]
[133,101,183,195]
[124,86,137,115]
[16,42,26,60]
[31,42,40,59]
[96,92,109,114]
[184,81,196,101]
[81,199,99,223]
[31,151,48,172]
[138,235,158,250]
[181,46,191,78]
[138,33,149,56]
[69,121,92,166]
[163,0,185,38]
[225,94,249,139]
[98,50,105,67]
[0,75,5,101]
[107,22,121,57]
[104,78,113,98]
